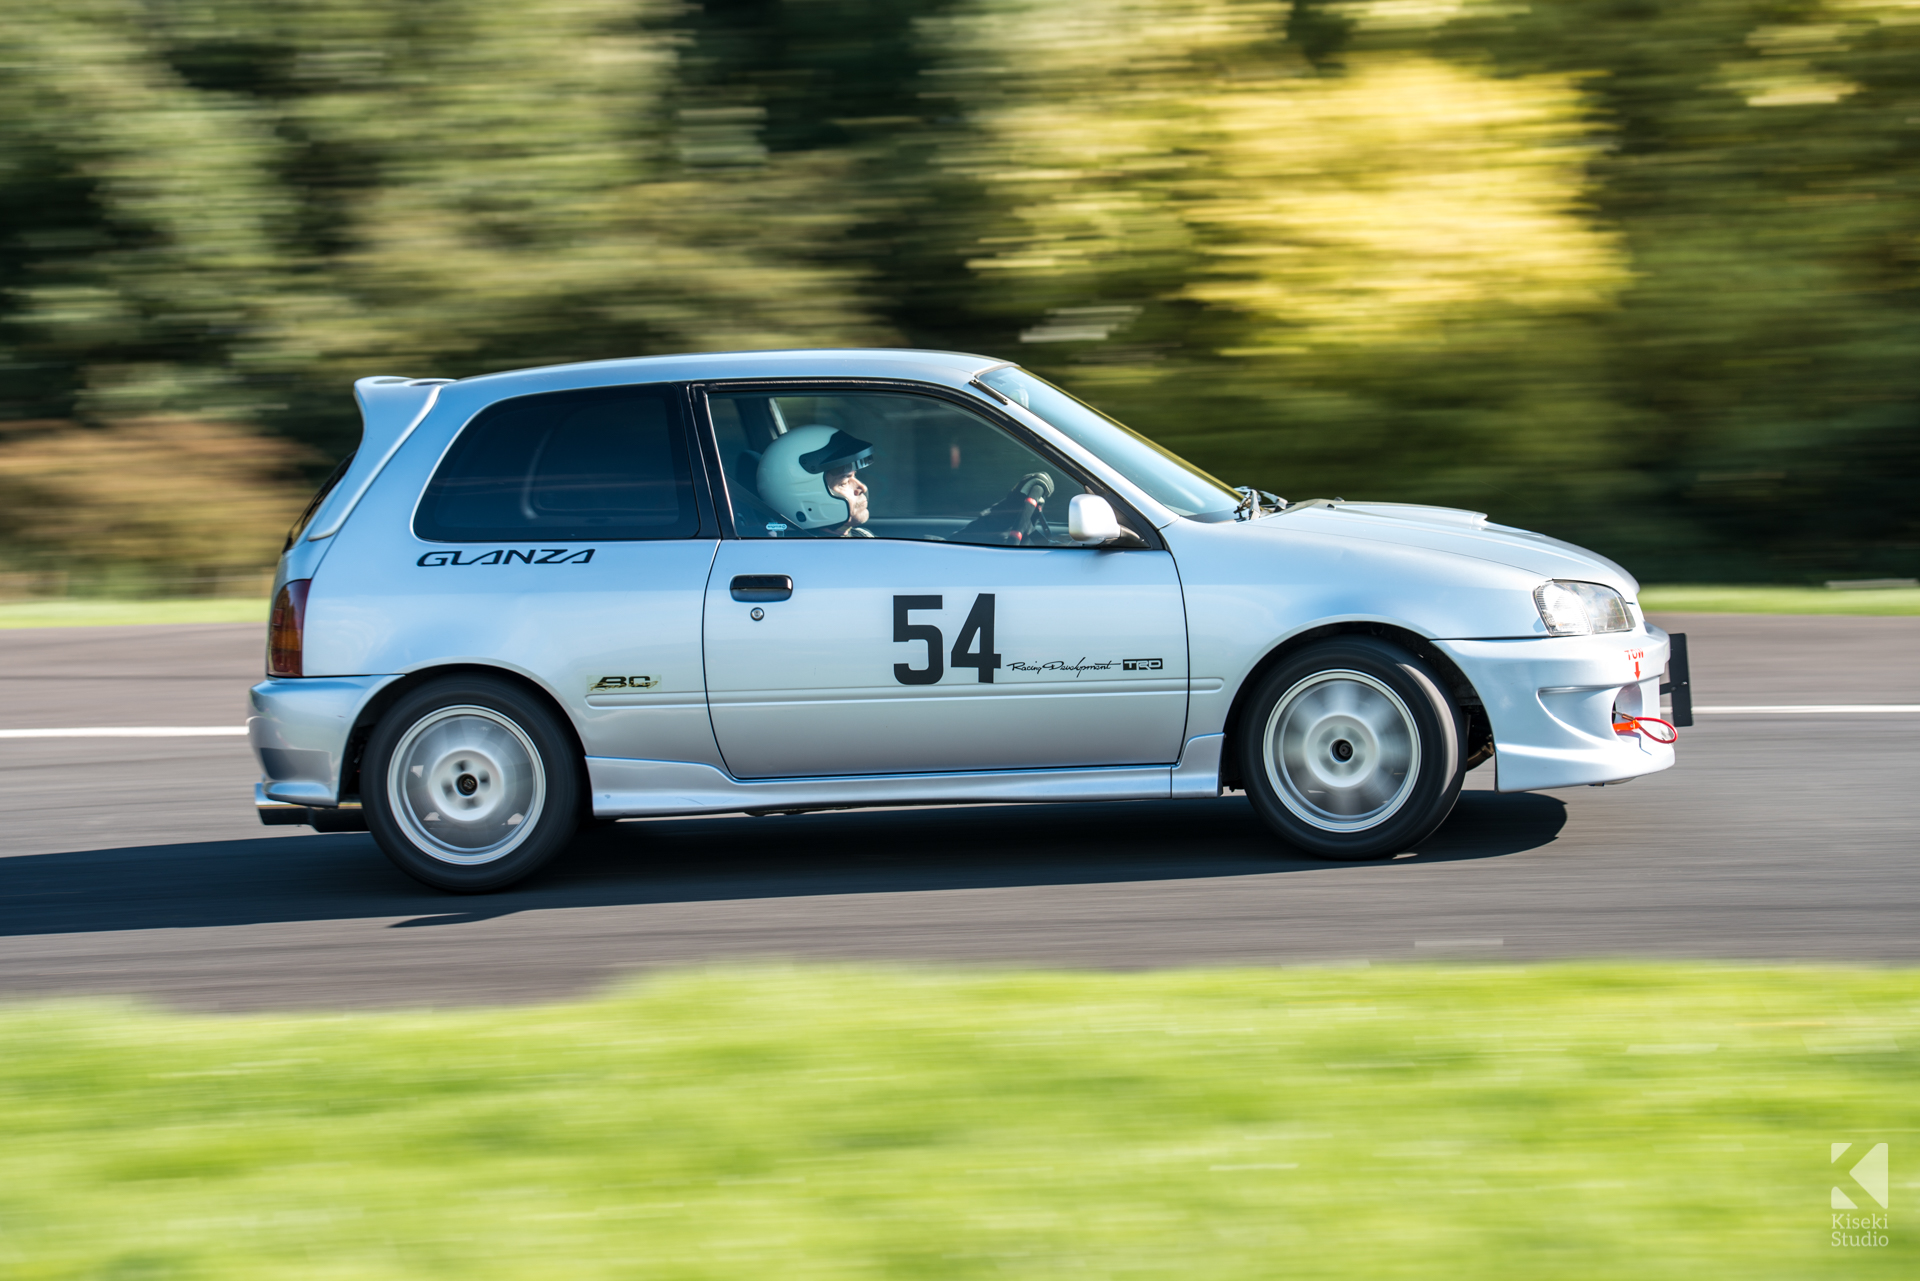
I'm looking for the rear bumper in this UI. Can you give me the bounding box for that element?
[255,782,367,831]
[248,675,400,806]
[1433,627,1676,792]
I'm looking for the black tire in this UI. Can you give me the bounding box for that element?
[1238,637,1465,860]
[362,674,584,892]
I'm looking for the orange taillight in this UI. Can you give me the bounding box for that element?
[267,579,311,677]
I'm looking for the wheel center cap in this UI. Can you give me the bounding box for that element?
[456,773,479,796]
[1331,739,1354,762]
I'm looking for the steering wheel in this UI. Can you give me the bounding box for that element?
[955,472,1055,545]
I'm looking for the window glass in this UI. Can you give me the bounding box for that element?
[710,390,1126,546]
[976,366,1242,519]
[284,450,355,550]
[415,386,700,542]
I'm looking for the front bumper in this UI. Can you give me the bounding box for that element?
[248,675,401,806]
[1433,627,1676,792]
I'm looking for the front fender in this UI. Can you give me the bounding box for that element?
[1166,518,1548,739]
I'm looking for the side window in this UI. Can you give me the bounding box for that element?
[415,386,701,542]
[284,450,355,550]
[710,390,1118,546]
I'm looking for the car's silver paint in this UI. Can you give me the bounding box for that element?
[271,377,449,602]
[249,348,1681,824]
[298,375,724,765]
[1169,733,1227,799]
[254,782,307,817]
[586,756,1175,817]
[306,378,450,542]
[1434,627,1674,791]
[249,674,400,804]
[1164,515,1549,748]
[588,730,1232,818]
[703,538,1189,778]
[1275,504,1638,596]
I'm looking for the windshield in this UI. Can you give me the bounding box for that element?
[976,367,1241,519]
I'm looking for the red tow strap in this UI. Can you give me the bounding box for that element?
[1613,714,1679,744]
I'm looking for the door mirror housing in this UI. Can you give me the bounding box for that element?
[1068,494,1122,544]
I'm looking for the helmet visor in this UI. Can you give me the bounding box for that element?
[796,430,874,475]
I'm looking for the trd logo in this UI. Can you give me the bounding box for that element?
[590,675,658,692]
[1122,658,1164,671]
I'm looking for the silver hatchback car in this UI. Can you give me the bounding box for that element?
[251,349,1687,891]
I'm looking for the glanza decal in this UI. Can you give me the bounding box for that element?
[415,548,596,567]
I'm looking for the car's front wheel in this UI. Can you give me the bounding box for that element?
[363,675,583,892]
[1239,637,1466,860]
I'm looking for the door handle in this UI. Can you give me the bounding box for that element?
[730,574,793,603]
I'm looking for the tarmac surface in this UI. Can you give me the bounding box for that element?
[1,613,1915,1010]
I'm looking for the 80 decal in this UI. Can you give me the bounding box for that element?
[893,594,1001,685]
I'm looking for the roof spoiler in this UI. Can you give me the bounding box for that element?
[303,376,452,542]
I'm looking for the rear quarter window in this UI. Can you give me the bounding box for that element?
[414,385,701,542]
[285,450,356,551]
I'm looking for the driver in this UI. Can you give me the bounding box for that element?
[756,423,1059,543]
[757,425,874,537]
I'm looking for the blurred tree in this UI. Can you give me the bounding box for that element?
[147,0,889,460]
[1439,0,1920,577]
[0,0,1912,584]
[0,0,888,581]
[0,0,293,427]
[907,0,1641,548]
[895,0,1919,578]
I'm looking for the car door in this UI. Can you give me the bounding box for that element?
[377,381,722,767]
[700,384,1188,779]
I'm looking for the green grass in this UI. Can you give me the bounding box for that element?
[1,964,1912,1279]
[0,597,267,628]
[1640,585,1920,615]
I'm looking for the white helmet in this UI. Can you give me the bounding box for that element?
[756,425,873,529]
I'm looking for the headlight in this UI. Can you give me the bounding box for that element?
[1534,580,1633,635]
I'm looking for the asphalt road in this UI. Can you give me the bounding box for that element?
[1,614,1915,1010]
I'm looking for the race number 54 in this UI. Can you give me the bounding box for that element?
[893,594,1002,685]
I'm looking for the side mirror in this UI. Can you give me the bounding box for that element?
[1068,493,1122,544]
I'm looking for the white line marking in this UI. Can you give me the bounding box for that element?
[1693,705,1920,714]
[0,726,247,739]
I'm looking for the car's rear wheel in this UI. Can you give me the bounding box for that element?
[1239,637,1465,860]
[363,675,583,892]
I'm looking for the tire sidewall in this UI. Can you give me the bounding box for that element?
[1240,637,1465,859]
[364,675,583,892]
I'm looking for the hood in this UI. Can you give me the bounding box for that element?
[1261,502,1640,596]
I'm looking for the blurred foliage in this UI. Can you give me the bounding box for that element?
[0,0,1915,582]
[1,964,1916,1276]
[1640,583,1920,615]
[0,417,309,581]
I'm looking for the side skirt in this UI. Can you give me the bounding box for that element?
[588,757,1173,819]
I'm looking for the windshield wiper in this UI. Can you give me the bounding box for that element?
[1233,486,1287,521]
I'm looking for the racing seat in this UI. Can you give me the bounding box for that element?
[726,448,804,536]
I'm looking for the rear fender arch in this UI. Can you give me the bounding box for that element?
[338,663,588,808]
